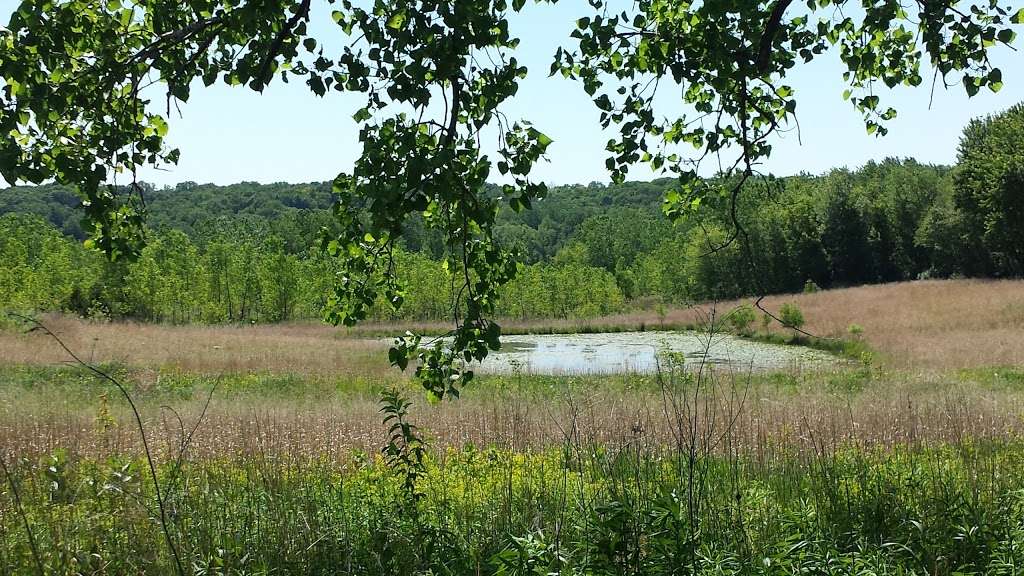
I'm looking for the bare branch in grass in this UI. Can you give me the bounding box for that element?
[8,313,186,576]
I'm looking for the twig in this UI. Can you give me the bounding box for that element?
[10,313,186,576]
[162,375,222,508]
[752,295,822,339]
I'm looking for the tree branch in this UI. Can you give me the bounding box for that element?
[255,0,312,89]
[132,16,224,63]
[756,0,794,73]
[442,79,463,148]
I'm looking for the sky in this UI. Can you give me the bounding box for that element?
[2,1,1023,188]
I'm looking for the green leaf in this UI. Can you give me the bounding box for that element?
[1012,8,1024,24]
[386,12,406,30]
[150,116,168,137]
[532,130,553,148]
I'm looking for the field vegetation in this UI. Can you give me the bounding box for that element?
[2,278,1024,574]
[1,76,1023,576]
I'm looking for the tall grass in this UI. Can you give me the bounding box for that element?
[3,363,1024,462]
[3,279,1024,574]
[4,434,1024,573]
[3,359,1024,573]
[0,314,395,378]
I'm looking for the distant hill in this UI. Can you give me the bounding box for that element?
[0,181,336,240]
[0,178,675,259]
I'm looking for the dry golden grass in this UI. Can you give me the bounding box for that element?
[3,370,1022,462]
[735,279,1024,370]
[0,314,394,377]
[3,279,1019,377]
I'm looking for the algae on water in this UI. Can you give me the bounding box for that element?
[474,331,837,375]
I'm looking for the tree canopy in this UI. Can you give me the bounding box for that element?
[0,0,1021,398]
[953,102,1024,275]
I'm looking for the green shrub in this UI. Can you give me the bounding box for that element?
[727,304,756,335]
[779,302,805,331]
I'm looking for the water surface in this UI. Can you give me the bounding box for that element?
[474,331,835,375]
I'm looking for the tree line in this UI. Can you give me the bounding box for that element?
[551,104,1024,302]
[2,104,1022,322]
[0,213,624,323]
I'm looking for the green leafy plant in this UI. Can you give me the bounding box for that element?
[491,531,565,576]
[779,302,805,331]
[379,388,427,502]
[727,304,757,335]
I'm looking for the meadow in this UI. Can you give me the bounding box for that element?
[2,279,1024,574]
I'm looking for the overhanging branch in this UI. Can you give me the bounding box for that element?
[255,0,312,89]
[756,0,794,73]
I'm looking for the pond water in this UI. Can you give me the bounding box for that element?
[473,331,836,375]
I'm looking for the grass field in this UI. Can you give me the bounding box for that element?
[2,279,1024,574]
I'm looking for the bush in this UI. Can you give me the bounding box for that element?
[779,302,805,331]
[803,279,821,293]
[727,304,756,335]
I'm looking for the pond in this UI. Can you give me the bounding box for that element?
[472,331,836,375]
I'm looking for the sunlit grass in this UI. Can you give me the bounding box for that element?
[3,278,1024,573]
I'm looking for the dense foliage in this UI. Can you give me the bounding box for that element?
[0,212,625,323]
[8,143,1024,317]
[952,103,1024,276]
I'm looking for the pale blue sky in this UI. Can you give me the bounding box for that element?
[3,1,1023,187]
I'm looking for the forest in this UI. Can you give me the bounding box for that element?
[2,102,1022,324]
